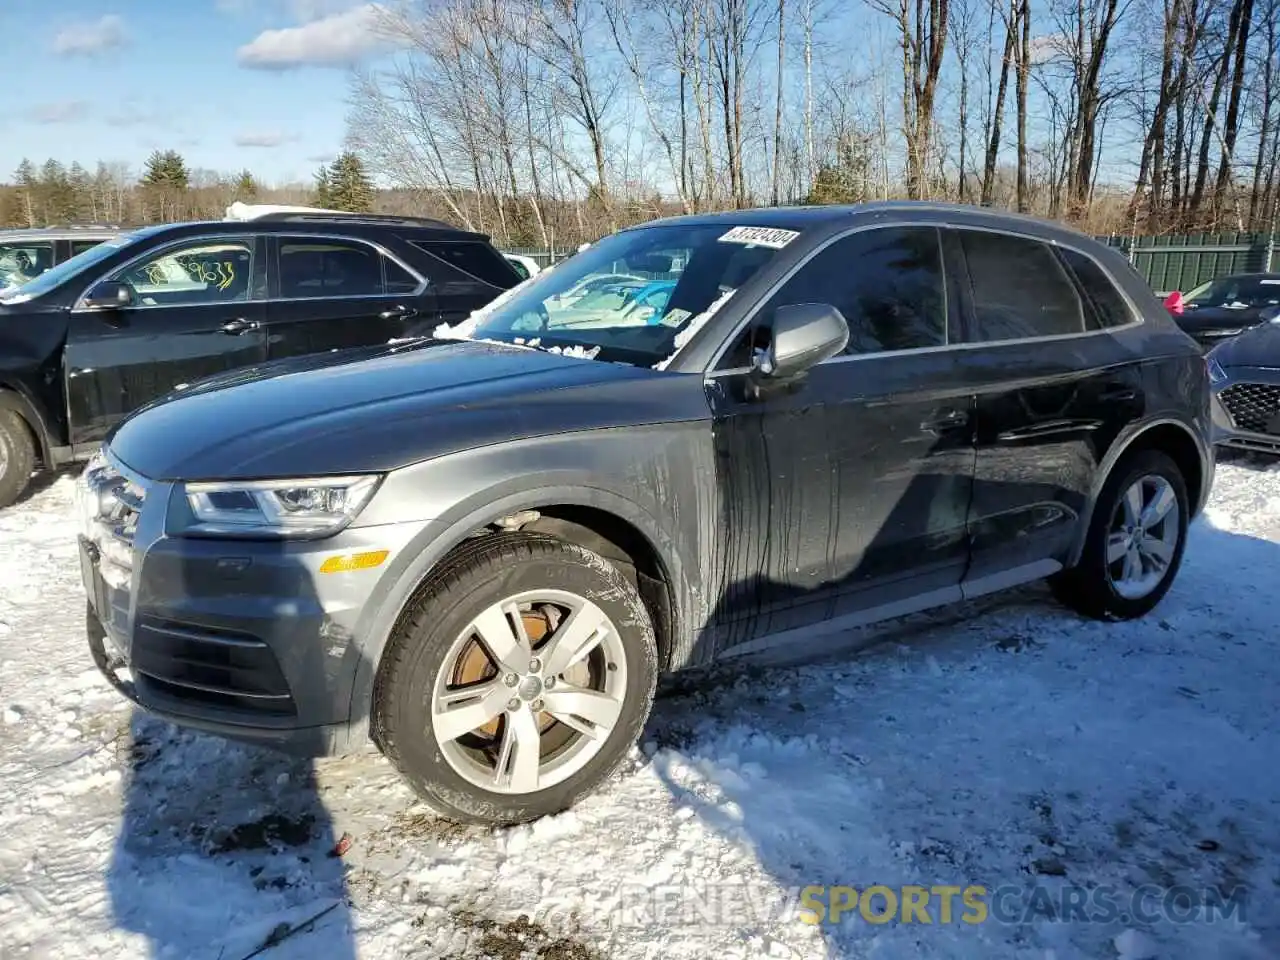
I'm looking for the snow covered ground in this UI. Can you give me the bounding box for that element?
[1,457,1279,960]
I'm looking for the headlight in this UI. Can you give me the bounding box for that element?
[1206,355,1228,384]
[183,475,382,538]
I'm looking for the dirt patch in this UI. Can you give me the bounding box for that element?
[208,812,316,853]
[446,909,602,960]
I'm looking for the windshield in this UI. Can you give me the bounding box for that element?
[0,230,141,302]
[1184,276,1280,310]
[456,223,800,367]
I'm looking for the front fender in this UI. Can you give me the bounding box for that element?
[343,423,712,747]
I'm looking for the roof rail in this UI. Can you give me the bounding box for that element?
[223,201,454,229]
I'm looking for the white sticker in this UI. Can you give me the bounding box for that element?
[1261,279,1280,285]
[717,226,800,249]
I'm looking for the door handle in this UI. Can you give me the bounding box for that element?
[379,305,416,320]
[922,409,970,433]
[219,318,258,335]
[1100,385,1137,402]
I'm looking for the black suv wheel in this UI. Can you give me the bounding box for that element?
[0,411,35,509]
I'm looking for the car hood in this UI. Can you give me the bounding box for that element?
[108,338,704,480]
[1210,319,1280,369]
[1177,305,1273,333]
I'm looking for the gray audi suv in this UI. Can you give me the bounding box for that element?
[77,202,1214,825]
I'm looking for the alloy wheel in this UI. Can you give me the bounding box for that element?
[1107,474,1181,600]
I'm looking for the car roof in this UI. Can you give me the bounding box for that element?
[160,211,490,242]
[0,226,121,241]
[628,200,1105,245]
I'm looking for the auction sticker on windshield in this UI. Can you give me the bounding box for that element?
[718,226,800,249]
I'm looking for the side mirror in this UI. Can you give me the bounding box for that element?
[1163,291,1184,315]
[753,302,850,381]
[82,280,134,311]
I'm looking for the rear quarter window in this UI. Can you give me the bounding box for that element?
[1058,247,1137,329]
[412,241,519,288]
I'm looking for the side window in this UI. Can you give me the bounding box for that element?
[70,239,105,257]
[279,239,385,298]
[115,240,253,306]
[384,256,422,294]
[958,231,1086,341]
[1058,247,1135,329]
[721,226,947,367]
[413,241,518,288]
[0,241,55,287]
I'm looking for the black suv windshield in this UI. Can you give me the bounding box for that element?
[461,223,800,366]
[1184,276,1280,310]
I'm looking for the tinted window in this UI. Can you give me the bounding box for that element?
[0,241,54,288]
[115,240,253,306]
[506,257,531,280]
[70,239,106,257]
[414,241,519,288]
[723,226,947,367]
[384,256,421,294]
[1059,248,1134,329]
[959,231,1085,340]
[279,239,385,298]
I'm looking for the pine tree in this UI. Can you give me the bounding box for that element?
[68,162,92,221]
[326,152,374,212]
[40,159,74,224]
[314,163,333,207]
[140,149,190,222]
[233,170,258,200]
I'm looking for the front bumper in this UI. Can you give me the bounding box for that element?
[76,452,427,756]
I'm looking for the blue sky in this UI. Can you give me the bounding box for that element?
[0,1,392,186]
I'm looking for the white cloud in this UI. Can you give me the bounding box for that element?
[235,130,300,147]
[28,101,91,124]
[237,3,396,69]
[1029,33,1070,65]
[52,15,128,56]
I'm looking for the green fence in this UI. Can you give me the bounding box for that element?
[503,231,1278,295]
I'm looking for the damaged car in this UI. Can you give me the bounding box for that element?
[79,202,1213,825]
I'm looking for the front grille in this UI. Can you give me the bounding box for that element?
[1219,382,1280,435]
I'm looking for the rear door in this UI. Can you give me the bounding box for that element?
[64,236,267,445]
[948,227,1145,585]
[262,236,432,359]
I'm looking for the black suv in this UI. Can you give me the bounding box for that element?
[0,208,519,506]
[78,202,1213,826]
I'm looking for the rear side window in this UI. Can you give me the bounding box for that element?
[413,241,518,288]
[278,238,419,298]
[1059,247,1136,329]
[958,230,1086,341]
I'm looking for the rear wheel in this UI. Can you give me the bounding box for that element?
[0,411,36,510]
[1051,450,1189,620]
[374,533,657,825]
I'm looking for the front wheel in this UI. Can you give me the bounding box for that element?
[1051,450,1189,620]
[0,411,36,510]
[374,533,658,825]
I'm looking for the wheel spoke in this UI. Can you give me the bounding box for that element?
[494,708,542,792]
[1140,534,1173,568]
[541,601,610,677]
[1121,546,1139,582]
[470,602,531,673]
[543,683,623,740]
[434,680,508,743]
[1107,531,1129,564]
[1141,482,1176,527]
[1122,482,1143,526]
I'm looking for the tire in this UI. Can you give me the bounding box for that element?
[0,411,36,510]
[1051,449,1189,620]
[374,532,658,826]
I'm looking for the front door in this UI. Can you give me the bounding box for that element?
[946,227,1146,583]
[704,224,976,656]
[262,236,430,359]
[65,236,267,446]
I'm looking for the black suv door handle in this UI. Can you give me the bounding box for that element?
[379,305,416,320]
[922,408,970,433]
[219,318,259,335]
[1100,385,1137,402]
